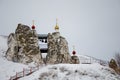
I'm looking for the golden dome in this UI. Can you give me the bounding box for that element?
[54,18,59,31]
[55,24,59,30]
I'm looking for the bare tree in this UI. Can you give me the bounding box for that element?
[114,53,120,67]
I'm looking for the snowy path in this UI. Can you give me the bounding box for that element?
[9,64,45,80]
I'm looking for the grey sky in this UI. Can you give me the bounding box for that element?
[0,0,120,60]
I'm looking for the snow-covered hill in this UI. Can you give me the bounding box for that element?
[0,35,7,56]
[20,63,120,80]
[0,35,120,80]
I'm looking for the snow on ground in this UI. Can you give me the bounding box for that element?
[0,36,29,80]
[0,35,7,52]
[19,63,120,80]
[0,58,29,80]
[0,36,7,60]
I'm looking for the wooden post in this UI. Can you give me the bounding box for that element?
[100,60,102,65]
[16,72,17,79]
[23,68,25,77]
[30,67,32,74]
[9,76,11,80]
[37,64,39,70]
[90,57,91,64]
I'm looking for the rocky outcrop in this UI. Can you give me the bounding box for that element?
[109,59,120,74]
[6,33,18,62]
[71,55,80,64]
[6,24,43,65]
[109,59,118,69]
[46,32,71,64]
[6,23,73,65]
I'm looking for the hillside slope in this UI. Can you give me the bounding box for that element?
[20,63,120,80]
[0,36,29,80]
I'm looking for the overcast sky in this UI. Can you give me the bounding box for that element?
[0,0,120,60]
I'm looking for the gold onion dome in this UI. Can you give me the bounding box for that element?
[54,18,59,31]
[55,24,59,30]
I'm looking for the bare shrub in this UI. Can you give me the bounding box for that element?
[59,67,68,72]
[109,59,118,69]
[49,66,57,70]
[66,71,72,75]
[39,72,52,80]
[114,53,120,67]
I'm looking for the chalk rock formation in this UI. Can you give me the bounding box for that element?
[6,24,43,65]
[71,55,80,64]
[6,33,18,62]
[46,32,71,64]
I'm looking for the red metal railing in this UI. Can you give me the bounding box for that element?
[9,64,44,80]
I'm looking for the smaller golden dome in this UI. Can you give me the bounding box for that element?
[54,18,59,31]
[55,24,59,30]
